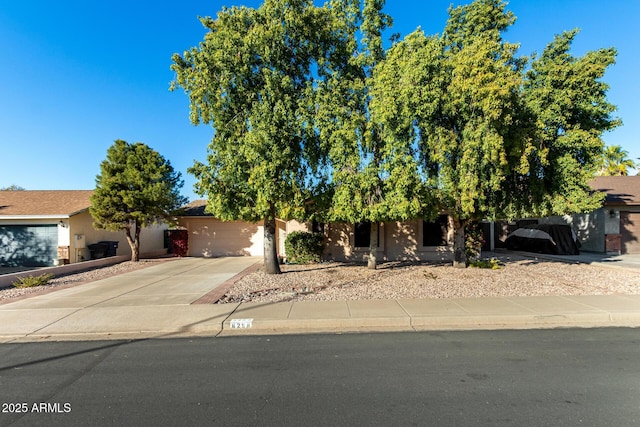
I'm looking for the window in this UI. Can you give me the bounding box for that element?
[354,222,380,248]
[423,215,449,246]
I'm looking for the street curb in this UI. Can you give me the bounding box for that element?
[3,312,639,342]
[217,312,640,337]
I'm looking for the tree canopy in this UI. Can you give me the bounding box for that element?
[367,0,618,266]
[0,185,25,191]
[173,0,619,270]
[171,0,340,273]
[372,0,525,266]
[90,139,186,262]
[513,29,618,217]
[316,0,430,269]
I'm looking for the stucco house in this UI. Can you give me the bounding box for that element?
[178,176,640,260]
[0,190,167,267]
[588,176,640,254]
[176,200,455,262]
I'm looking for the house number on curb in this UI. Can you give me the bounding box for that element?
[230,319,253,329]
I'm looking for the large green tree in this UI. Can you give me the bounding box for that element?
[171,0,337,274]
[375,0,523,267]
[318,0,430,269]
[512,28,619,216]
[374,0,618,267]
[90,140,187,262]
[598,145,636,176]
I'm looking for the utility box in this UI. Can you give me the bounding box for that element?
[75,234,86,249]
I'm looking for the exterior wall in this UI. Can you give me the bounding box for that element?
[276,220,287,258]
[286,220,310,234]
[68,211,167,262]
[323,220,453,262]
[177,217,263,257]
[323,222,355,261]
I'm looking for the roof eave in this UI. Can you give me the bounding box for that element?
[0,214,71,220]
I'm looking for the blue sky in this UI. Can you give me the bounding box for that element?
[1,0,638,201]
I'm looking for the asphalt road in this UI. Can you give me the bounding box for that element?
[1,329,639,426]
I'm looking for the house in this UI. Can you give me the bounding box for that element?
[0,190,167,267]
[589,176,640,254]
[176,200,455,262]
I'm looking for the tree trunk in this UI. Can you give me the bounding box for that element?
[133,222,141,262]
[367,222,378,270]
[263,217,281,274]
[452,219,466,268]
[125,221,141,262]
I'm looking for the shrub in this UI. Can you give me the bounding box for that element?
[469,258,502,270]
[169,229,189,257]
[284,231,324,264]
[12,273,55,288]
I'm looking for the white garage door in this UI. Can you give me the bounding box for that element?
[187,219,264,257]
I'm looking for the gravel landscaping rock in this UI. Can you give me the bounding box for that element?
[217,252,640,304]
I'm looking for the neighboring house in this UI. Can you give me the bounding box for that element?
[0,190,167,267]
[176,200,455,262]
[589,176,640,254]
[496,176,640,254]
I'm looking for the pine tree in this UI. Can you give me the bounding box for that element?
[90,140,186,262]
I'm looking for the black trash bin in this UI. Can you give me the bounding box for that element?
[88,243,109,259]
[99,241,119,257]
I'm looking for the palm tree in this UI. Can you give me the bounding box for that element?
[599,145,637,176]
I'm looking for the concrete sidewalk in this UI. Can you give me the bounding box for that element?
[0,256,639,342]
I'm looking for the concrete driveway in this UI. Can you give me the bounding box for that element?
[0,257,259,341]
[4,256,259,308]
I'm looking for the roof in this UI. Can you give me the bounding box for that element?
[178,200,213,216]
[0,190,94,217]
[590,176,640,206]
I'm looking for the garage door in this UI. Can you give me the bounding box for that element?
[0,224,57,267]
[187,219,263,257]
[621,212,640,254]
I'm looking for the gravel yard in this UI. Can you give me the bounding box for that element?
[1,253,638,305]
[217,252,640,304]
